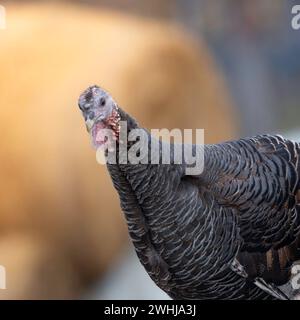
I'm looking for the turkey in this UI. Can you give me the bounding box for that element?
[78,85,300,300]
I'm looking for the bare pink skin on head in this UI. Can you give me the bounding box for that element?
[78,85,120,149]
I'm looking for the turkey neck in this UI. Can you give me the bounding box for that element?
[106,107,210,229]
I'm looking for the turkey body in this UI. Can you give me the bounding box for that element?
[107,128,300,300]
[79,86,300,300]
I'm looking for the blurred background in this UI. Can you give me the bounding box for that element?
[0,0,299,299]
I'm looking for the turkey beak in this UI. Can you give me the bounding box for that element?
[85,119,94,133]
[85,113,105,133]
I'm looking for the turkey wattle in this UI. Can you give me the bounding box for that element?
[78,85,300,300]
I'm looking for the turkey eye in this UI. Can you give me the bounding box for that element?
[100,97,106,107]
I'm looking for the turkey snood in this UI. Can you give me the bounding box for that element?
[78,85,300,300]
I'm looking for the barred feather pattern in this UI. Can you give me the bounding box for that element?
[106,111,300,300]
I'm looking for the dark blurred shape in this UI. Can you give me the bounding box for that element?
[175,0,300,135]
